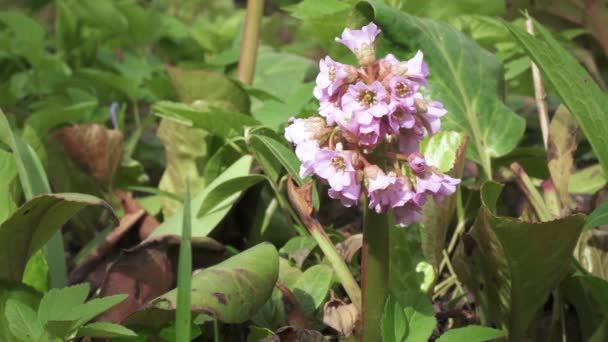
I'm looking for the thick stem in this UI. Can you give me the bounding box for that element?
[236,0,264,85]
[360,205,391,342]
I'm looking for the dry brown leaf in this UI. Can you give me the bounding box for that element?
[336,234,362,264]
[55,124,123,183]
[322,291,359,337]
[276,282,309,329]
[547,105,579,213]
[96,235,226,323]
[287,178,314,218]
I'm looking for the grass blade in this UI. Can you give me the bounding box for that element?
[176,180,192,341]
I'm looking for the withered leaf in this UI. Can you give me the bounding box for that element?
[323,292,359,337]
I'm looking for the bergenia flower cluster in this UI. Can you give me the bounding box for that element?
[284,23,460,227]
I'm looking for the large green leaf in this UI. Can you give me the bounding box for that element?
[151,243,279,323]
[197,175,267,217]
[248,134,304,185]
[4,299,46,342]
[357,1,525,177]
[453,182,585,339]
[291,265,333,317]
[0,193,114,282]
[166,65,250,113]
[506,19,608,177]
[150,155,253,238]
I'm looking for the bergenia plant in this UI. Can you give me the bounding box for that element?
[284,22,461,339]
[285,22,460,226]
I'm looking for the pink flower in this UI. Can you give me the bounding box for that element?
[336,22,381,65]
[313,149,359,192]
[319,100,341,126]
[342,81,390,124]
[407,153,426,174]
[284,117,327,145]
[398,125,425,154]
[404,50,429,85]
[388,75,418,102]
[393,202,423,227]
[413,95,447,136]
[313,56,355,101]
[329,184,361,207]
[295,140,320,178]
[416,171,460,202]
[365,165,411,213]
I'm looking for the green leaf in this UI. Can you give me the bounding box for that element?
[78,68,138,100]
[574,275,608,315]
[436,325,506,342]
[395,0,504,20]
[385,226,437,342]
[291,265,333,316]
[380,292,436,342]
[0,11,45,65]
[506,19,608,177]
[0,111,51,199]
[151,155,254,238]
[151,243,279,323]
[0,149,17,223]
[153,101,260,139]
[283,0,351,19]
[249,135,303,185]
[22,251,49,293]
[4,299,45,342]
[420,131,465,173]
[157,118,208,217]
[247,325,275,341]
[358,1,525,177]
[0,281,42,342]
[77,322,137,338]
[0,193,114,282]
[585,202,608,231]
[166,65,250,114]
[453,181,585,339]
[198,175,267,217]
[37,283,89,325]
[569,164,606,195]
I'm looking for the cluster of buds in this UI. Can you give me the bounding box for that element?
[285,23,460,226]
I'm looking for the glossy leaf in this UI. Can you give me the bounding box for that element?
[151,155,253,238]
[420,131,465,173]
[358,1,525,177]
[584,202,608,231]
[198,175,267,217]
[151,243,279,323]
[453,182,585,339]
[436,325,506,342]
[291,265,334,317]
[0,193,114,282]
[507,19,608,177]
[153,101,260,139]
[249,134,303,185]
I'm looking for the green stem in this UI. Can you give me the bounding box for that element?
[236,0,264,85]
[511,162,552,221]
[361,205,391,342]
[175,181,192,342]
[309,222,362,311]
